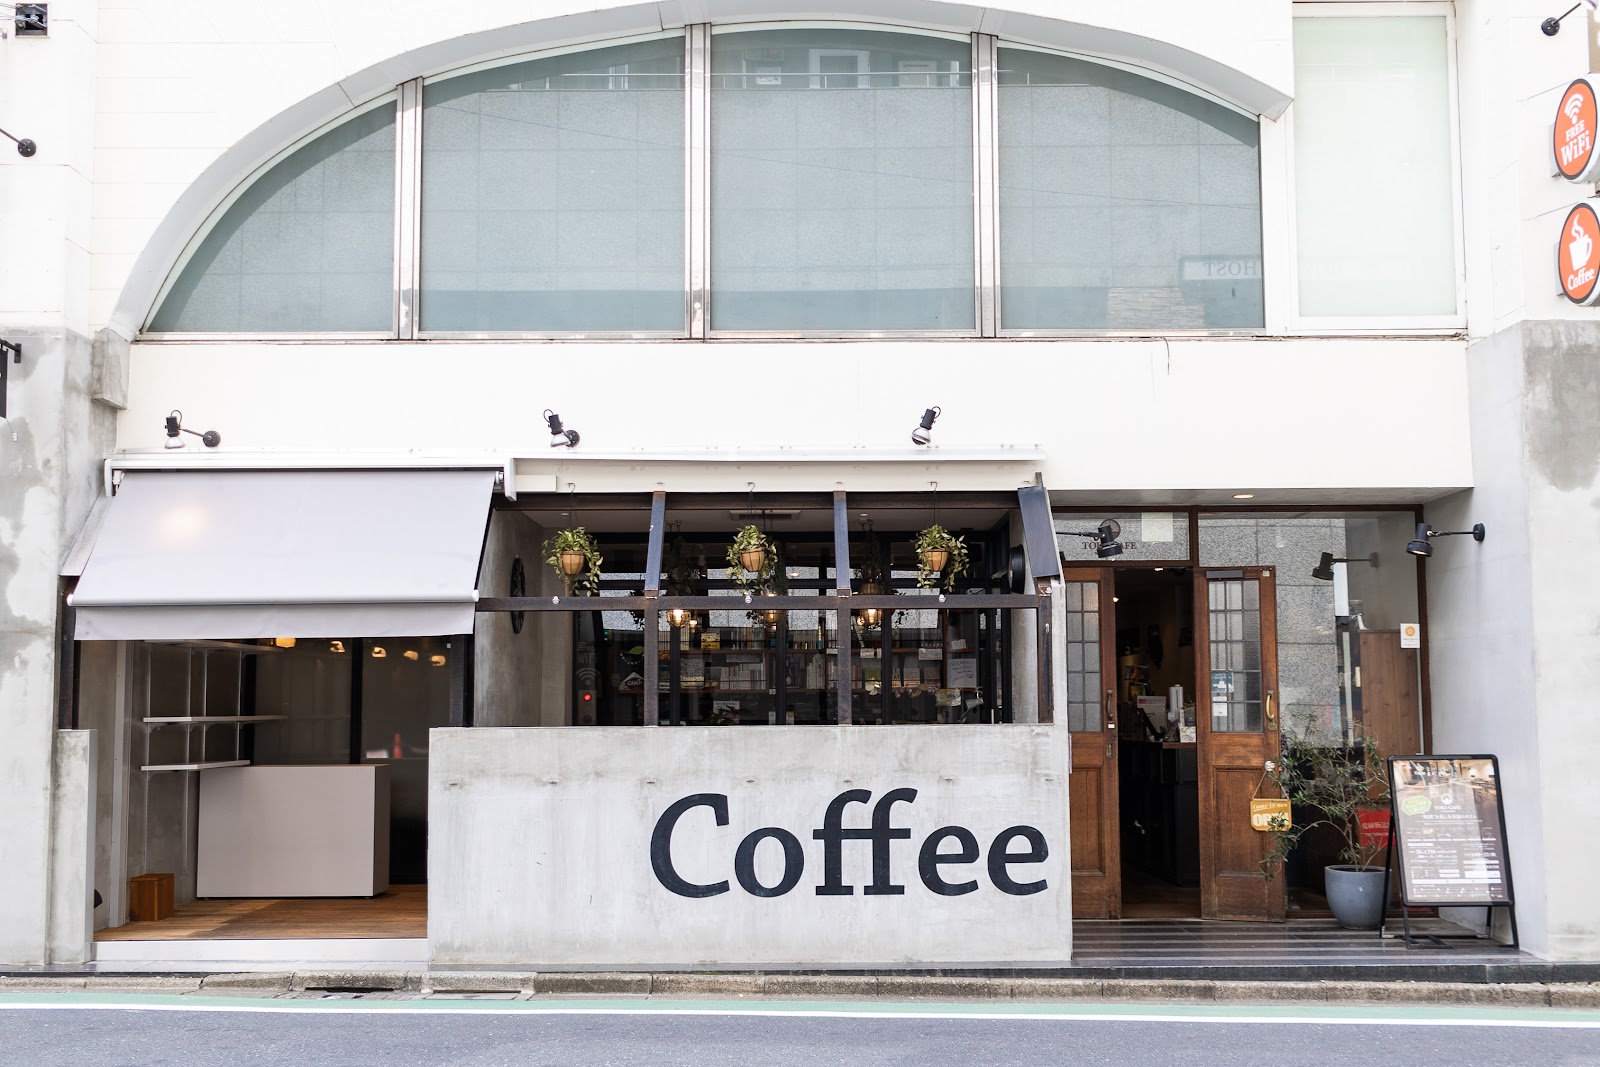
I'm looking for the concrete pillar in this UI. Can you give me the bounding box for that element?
[0,3,116,964]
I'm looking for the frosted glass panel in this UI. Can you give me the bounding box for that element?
[710,28,974,331]
[150,105,396,333]
[421,37,685,332]
[1292,16,1457,318]
[997,48,1262,330]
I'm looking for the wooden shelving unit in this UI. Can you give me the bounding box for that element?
[140,641,281,773]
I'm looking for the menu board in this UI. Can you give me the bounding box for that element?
[1388,756,1511,906]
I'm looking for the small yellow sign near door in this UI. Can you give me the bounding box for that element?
[1250,798,1291,831]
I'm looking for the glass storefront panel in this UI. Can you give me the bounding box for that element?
[1198,512,1423,751]
[997,47,1264,330]
[710,27,975,331]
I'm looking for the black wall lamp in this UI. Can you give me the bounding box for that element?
[0,126,35,157]
[910,405,940,446]
[1407,522,1485,558]
[1063,518,1124,559]
[0,339,18,420]
[1311,552,1378,582]
[1541,2,1589,35]
[163,410,221,449]
[545,409,579,448]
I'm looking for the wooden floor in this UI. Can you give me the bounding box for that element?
[95,884,426,941]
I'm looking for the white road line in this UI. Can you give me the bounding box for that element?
[1,1002,1598,1028]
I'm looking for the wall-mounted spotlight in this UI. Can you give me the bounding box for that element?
[12,4,47,36]
[1311,552,1379,582]
[163,409,221,449]
[0,338,19,420]
[1541,2,1585,35]
[545,408,579,448]
[1062,518,1124,559]
[910,406,941,446]
[0,126,35,157]
[1406,522,1486,558]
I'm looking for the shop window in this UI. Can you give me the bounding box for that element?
[419,36,686,332]
[1197,512,1423,752]
[997,48,1263,330]
[148,103,397,334]
[709,27,975,331]
[1292,15,1458,320]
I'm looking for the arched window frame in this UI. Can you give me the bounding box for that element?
[142,24,1272,341]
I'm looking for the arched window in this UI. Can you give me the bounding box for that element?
[996,47,1263,330]
[420,36,686,333]
[149,101,397,334]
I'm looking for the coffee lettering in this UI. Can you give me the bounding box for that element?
[918,826,980,896]
[987,825,1050,896]
[652,789,1052,899]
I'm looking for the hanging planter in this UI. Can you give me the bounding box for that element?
[914,524,969,592]
[542,527,603,596]
[727,524,778,594]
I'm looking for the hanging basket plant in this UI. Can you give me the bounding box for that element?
[542,527,603,595]
[857,523,890,596]
[914,524,969,592]
[726,524,778,594]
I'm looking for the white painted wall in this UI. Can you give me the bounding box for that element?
[429,723,1070,965]
[114,337,1472,499]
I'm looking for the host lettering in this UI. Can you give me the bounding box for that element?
[649,789,1051,899]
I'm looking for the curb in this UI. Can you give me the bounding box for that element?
[2,973,1598,1007]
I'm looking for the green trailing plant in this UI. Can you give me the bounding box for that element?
[726,524,778,594]
[913,524,969,592]
[1258,726,1391,880]
[542,526,603,596]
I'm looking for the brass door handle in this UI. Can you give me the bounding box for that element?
[1266,690,1277,732]
[1105,690,1116,756]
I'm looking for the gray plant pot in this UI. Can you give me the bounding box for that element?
[1324,865,1387,930]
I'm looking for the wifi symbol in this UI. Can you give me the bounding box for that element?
[576,666,600,688]
[1566,92,1586,123]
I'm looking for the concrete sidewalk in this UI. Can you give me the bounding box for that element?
[3,971,1599,1008]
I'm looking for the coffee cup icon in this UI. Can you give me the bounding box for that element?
[1571,217,1594,272]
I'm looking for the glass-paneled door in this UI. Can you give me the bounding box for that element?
[1194,568,1284,921]
[1062,567,1120,918]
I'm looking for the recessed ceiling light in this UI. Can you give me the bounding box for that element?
[1154,567,1164,572]
[1233,493,1255,500]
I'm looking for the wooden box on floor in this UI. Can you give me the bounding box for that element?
[128,872,175,921]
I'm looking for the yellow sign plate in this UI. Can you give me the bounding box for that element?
[1250,798,1291,831]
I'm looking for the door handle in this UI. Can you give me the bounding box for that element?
[1265,689,1277,732]
[1105,689,1116,757]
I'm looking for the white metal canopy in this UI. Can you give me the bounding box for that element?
[69,468,495,640]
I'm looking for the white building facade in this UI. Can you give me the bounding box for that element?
[2,0,1598,966]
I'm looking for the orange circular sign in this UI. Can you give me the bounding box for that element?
[1559,202,1600,305]
[1555,76,1600,181]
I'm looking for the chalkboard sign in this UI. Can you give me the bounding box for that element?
[1387,755,1512,906]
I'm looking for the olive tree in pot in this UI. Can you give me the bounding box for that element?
[1259,727,1391,930]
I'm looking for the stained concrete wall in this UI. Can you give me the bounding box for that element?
[46,731,96,963]
[1426,319,1600,959]
[429,723,1071,966]
[474,510,569,728]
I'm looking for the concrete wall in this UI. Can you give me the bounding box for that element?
[46,731,96,964]
[429,723,1071,966]
[474,509,568,727]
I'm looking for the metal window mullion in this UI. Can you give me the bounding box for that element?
[973,33,999,338]
[395,78,424,340]
[686,24,711,339]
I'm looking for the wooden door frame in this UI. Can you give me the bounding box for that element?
[1194,566,1285,921]
[1063,566,1120,920]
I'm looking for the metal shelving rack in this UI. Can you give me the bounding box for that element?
[139,640,285,773]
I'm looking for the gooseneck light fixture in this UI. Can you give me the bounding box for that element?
[910,406,941,446]
[545,409,579,449]
[163,410,221,449]
[1062,518,1124,559]
[1311,552,1379,582]
[1406,522,1486,558]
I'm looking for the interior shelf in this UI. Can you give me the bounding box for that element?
[139,760,251,773]
[143,715,288,724]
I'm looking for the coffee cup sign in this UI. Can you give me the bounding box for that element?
[1554,76,1600,181]
[1559,202,1600,305]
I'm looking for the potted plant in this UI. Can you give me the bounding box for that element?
[913,524,968,592]
[726,524,777,594]
[542,527,602,596]
[1259,728,1391,930]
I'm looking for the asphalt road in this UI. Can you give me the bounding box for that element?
[2,997,1599,1067]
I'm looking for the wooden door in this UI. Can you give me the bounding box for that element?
[1195,567,1284,921]
[1063,567,1120,918]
